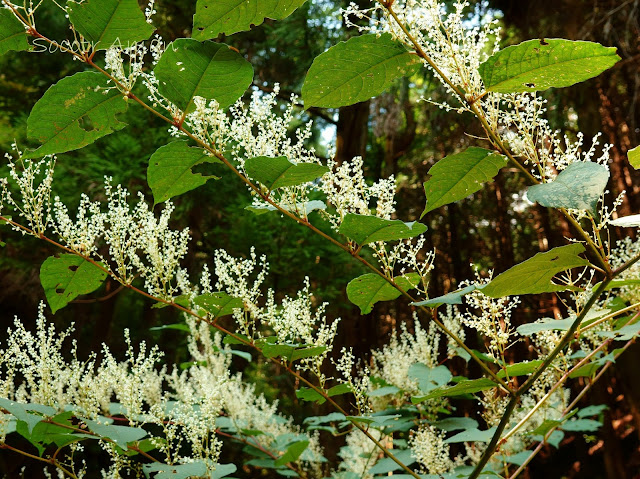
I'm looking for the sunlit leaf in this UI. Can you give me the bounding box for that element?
[422,147,507,216]
[24,72,128,158]
[193,292,243,319]
[154,39,253,112]
[628,145,640,169]
[244,156,328,191]
[67,0,154,50]
[609,214,640,228]
[40,254,108,314]
[302,33,421,108]
[193,0,307,39]
[347,273,420,314]
[480,38,620,93]
[339,214,426,245]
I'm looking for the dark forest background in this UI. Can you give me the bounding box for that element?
[0,0,639,477]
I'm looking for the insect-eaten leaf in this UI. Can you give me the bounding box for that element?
[480,38,620,93]
[40,254,108,313]
[339,214,426,246]
[526,162,609,212]
[347,273,420,314]
[148,141,221,205]
[480,244,588,298]
[244,156,328,191]
[422,147,507,216]
[193,292,243,319]
[24,72,128,158]
[154,39,253,112]
[302,33,422,108]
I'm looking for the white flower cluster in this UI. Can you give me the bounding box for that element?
[104,42,148,93]
[610,237,640,304]
[334,347,371,415]
[335,429,382,479]
[410,425,454,475]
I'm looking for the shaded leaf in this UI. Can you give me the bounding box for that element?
[246,200,326,216]
[412,378,497,403]
[67,0,154,50]
[528,419,561,437]
[422,147,507,216]
[24,71,128,158]
[577,405,608,418]
[433,417,479,432]
[193,0,307,40]
[368,385,401,397]
[193,292,243,319]
[560,418,602,432]
[40,254,107,314]
[147,141,220,204]
[302,33,421,108]
[412,284,477,307]
[526,162,609,212]
[368,449,415,474]
[295,387,325,404]
[244,156,328,191]
[339,214,426,245]
[149,323,191,333]
[0,9,30,56]
[143,461,208,479]
[480,38,620,93]
[211,464,237,479]
[408,363,452,393]
[481,244,588,298]
[154,39,253,112]
[290,346,327,362]
[347,273,420,314]
[274,440,308,467]
[445,427,497,443]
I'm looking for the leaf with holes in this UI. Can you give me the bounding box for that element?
[24,72,128,158]
[40,254,108,313]
[193,292,243,319]
[244,156,328,191]
[154,39,253,112]
[481,244,588,298]
[147,141,221,205]
[193,0,307,39]
[479,38,620,93]
[526,162,609,212]
[302,33,422,108]
[422,147,507,216]
[347,273,420,314]
[339,214,426,246]
[67,0,155,51]
[0,9,30,56]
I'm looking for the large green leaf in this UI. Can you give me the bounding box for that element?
[422,147,507,216]
[0,9,30,56]
[302,33,422,108]
[193,292,244,319]
[408,363,452,393]
[338,214,426,246]
[193,0,307,39]
[274,440,309,467]
[346,273,420,314]
[412,378,497,403]
[154,39,253,112]
[244,156,328,191]
[481,244,588,298]
[526,162,609,212]
[24,71,128,158]
[143,461,208,479]
[479,39,620,93]
[40,254,108,313]
[67,0,154,51]
[0,398,55,435]
[83,419,146,449]
[147,141,221,205]
[629,146,640,169]
[445,427,497,444]
[412,285,477,308]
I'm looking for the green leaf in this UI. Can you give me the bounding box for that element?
[496,360,543,378]
[302,33,422,108]
[83,419,146,449]
[412,285,477,307]
[274,440,308,467]
[295,387,325,404]
[433,417,479,432]
[339,214,426,245]
[246,200,326,216]
[346,273,420,314]
[445,427,497,443]
[67,0,154,51]
[528,419,561,437]
[577,405,608,418]
[290,346,327,361]
[561,418,602,432]
[368,449,415,474]
[408,363,452,393]
[193,292,243,319]
[367,385,400,397]
[147,141,221,205]
[154,39,253,112]
[143,461,208,479]
[223,332,250,345]
[24,71,128,158]
[480,244,588,298]
[412,378,497,403]
[244,156,328,191]
[628,145,640,169]
[0,9,30,56]
[149,323,191,333]
[526,162,609,212]
[211,464,237,479]
[193,0,307,39]
[422,147,507,216]
[479,38,620,93]
[327,384,352,397]
[609,214,640,228]
[0,399,55,435]
[40,254,108,314]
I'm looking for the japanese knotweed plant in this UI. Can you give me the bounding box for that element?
[0,0,639,478]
